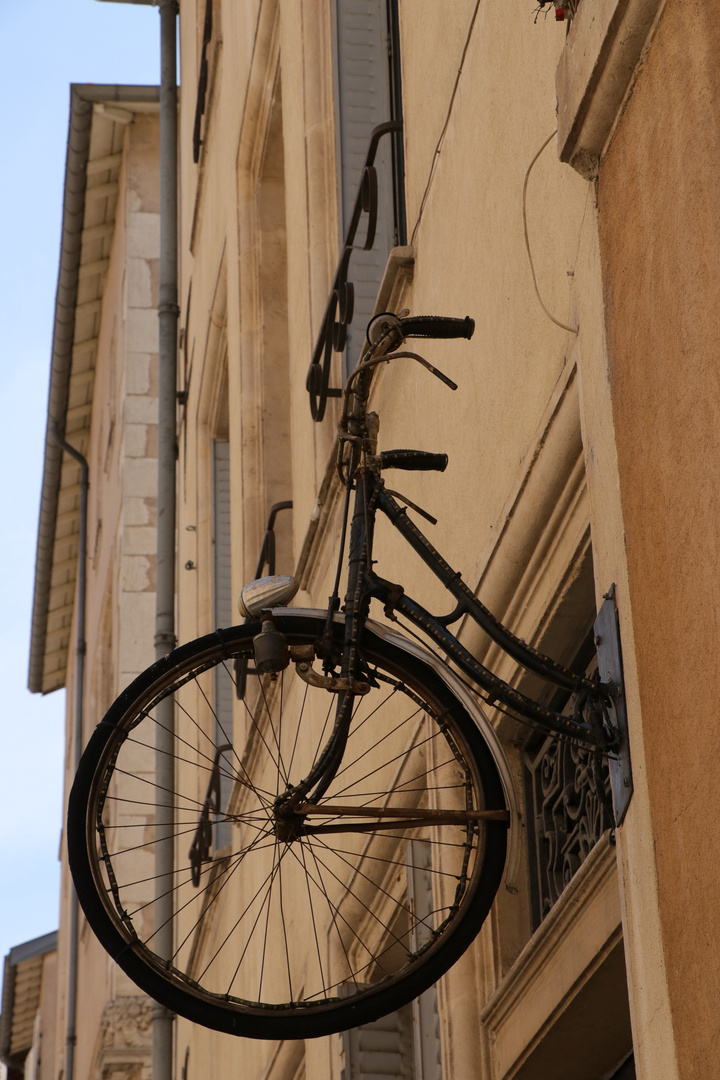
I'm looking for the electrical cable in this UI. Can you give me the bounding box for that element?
[410,0,482,246]
[522,130,579,335]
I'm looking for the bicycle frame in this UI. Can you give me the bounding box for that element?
[323,461,605,750]
[268,312,619,811]
[331,315,617,754]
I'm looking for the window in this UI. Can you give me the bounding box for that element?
[211,434,233,851]
[333,0,406,372]
[340,843,443,1080]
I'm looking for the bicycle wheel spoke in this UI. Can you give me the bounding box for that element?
[131,829,274,927]
[222,846,290,995]
[297,839,330,996]
[329,738,456,802]
[172,695,276,805]
[286,679,309,780]
[124,733,247,792]
[330,704,423,785]
[285,838,389,987]
[309,833,437,943]
[257,843,283,1000]
[277,854,295,1002]
[299,839,408,954]
[257,673,290,791]
[177,831,279,974]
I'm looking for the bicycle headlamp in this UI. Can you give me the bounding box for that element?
[237,574,299,618]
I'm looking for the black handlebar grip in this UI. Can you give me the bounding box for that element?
[378,450,449,472]
[399,315,475,340]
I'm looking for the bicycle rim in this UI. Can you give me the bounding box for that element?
[68,612,508,1039]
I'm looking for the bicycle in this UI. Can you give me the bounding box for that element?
[68,312,620,1040]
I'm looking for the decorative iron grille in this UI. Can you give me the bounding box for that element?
[523,730,611,927]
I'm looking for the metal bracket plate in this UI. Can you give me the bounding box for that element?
[594,585,633,825]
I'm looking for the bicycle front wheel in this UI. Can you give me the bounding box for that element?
[68,611,509,1039]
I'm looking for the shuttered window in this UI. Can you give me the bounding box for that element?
[342,1007,413,1080]
[407,841,443,1080]
[333,0,405,372]
[212,437,233,849]
[341,842,443,1080]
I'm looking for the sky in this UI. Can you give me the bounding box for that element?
[0,0,159,972]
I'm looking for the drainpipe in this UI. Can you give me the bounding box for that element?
[50,427,88,1080]
[153,6,179,1080]
[92,7,178,1078]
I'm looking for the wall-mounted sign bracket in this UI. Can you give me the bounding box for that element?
[594,584,633,824]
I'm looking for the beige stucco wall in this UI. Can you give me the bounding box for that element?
[597,2,720,1075]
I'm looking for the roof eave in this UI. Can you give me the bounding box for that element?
[28,85,159,695]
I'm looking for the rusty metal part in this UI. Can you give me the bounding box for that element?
[365,571,405,619]
[293,659,370,695]
[296,802,510,824]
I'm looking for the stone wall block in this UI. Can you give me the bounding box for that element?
[124,353,152,396]
[123,525,157,556]
[120,553,155,593]
[126,308,159,354]
[127,212,160,259]
[124,396,159,425]
[117,594,157,676]
[123,424,152,458]
[126,258,153,309]
[124,457,158,498]
[123,496,156,527]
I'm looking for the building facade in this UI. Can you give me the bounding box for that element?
[25,2,720,1080]
[27,85,161,1080]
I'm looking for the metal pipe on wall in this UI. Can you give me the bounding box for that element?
[51,429,88,1080]
[153,5,179,1080]
[91,7,178,1079]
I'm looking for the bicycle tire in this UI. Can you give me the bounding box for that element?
[68,611,510,1039]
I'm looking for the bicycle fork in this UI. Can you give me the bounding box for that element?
[267,466,378,833]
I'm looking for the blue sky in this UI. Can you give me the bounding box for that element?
[0,0,159,970]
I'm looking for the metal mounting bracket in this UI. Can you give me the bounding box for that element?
[594,585,633,825]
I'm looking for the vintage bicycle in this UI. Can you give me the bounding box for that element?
[68,312,625,1040]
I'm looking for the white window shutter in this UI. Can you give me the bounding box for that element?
[340,842,443,1080]
[334,0,395,370]
[407,841,443,1080]
[212,438,232,628]
[212,438,233,848]
[342,1008,413,1080]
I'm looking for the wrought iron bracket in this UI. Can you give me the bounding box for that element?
[306,121,402,422]
[593,585,633,824]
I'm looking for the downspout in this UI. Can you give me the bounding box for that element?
[153,6,179,1080]
[51,428,88,1080]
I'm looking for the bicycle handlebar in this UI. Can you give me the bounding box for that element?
[366,312,475,348]
[378,450,449,473]
[400,315,475,340]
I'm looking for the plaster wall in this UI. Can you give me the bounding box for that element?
[597,2,720,1075]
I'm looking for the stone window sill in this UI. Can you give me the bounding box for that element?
[480,835,626,1079]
